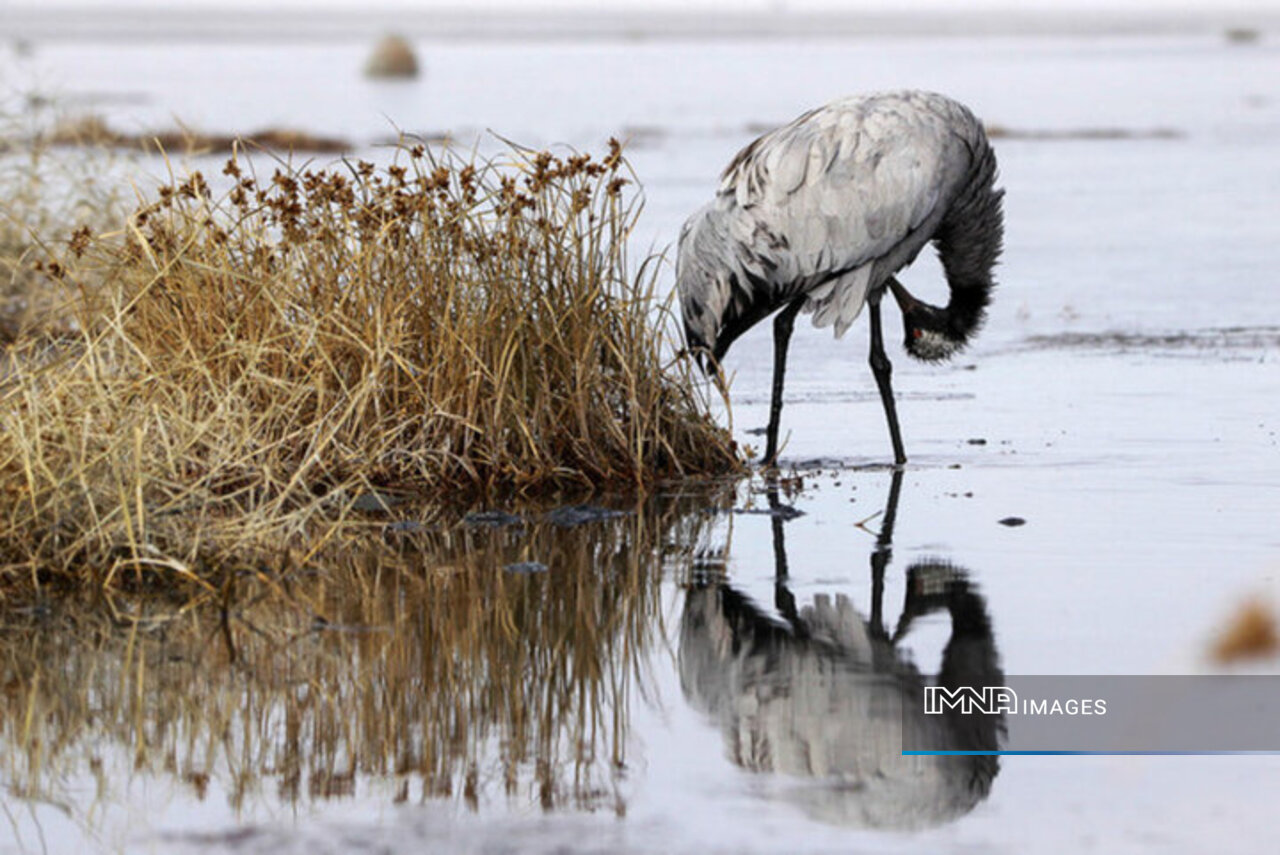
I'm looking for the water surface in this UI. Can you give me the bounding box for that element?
[3,21,1280,855]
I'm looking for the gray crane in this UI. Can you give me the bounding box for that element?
[677,90,1004,465]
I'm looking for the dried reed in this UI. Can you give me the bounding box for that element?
[0,139,740,588]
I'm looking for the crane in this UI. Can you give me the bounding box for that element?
[676,90,1004,466]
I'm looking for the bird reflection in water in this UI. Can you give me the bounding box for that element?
[678,471,1003,830]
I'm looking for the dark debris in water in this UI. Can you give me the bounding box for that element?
[787,457,895,473]
[730,504,805,521]
[463,510,526,528]
[984,124,1184,141]
[998,516,1027,527]
[382,519,434,544]
[461,505,631,530]
[735,391,974,406]
[45,114,353,154]
[541,505,631,527]
[1022,326,1280,355]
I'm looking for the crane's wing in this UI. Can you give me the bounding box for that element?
[719,92,979,335]
[677,91,985,357]
[722,93,974,270]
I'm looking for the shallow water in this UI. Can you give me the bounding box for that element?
[4,17,1280,855]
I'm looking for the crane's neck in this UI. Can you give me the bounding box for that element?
[897,145,1004,362]
[937,163,1004,331]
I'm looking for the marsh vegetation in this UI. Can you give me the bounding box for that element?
[0,118,740,595]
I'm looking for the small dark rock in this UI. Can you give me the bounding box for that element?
[542,505,630,527]
[998,516,1027,527]
[504,561,549,574]
[967,438,988,445]
[464,510,525,527]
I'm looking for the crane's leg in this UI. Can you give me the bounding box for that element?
[767,484,805,632]
[868,290,908,466]
[764,298,805,467]
[869,468,904,640]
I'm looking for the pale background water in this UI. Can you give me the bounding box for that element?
[3,6,1280,853]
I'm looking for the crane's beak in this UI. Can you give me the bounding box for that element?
[888,277,920,314]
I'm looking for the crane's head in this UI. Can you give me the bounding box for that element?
[902,302,968,363]
[892,280,984,363]
[676,202,802,375]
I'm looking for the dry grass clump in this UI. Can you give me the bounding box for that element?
[0,140,739,585]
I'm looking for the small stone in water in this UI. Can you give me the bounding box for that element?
[998,516,1027,527]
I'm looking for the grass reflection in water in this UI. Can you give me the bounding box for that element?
[0,486,730,832]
